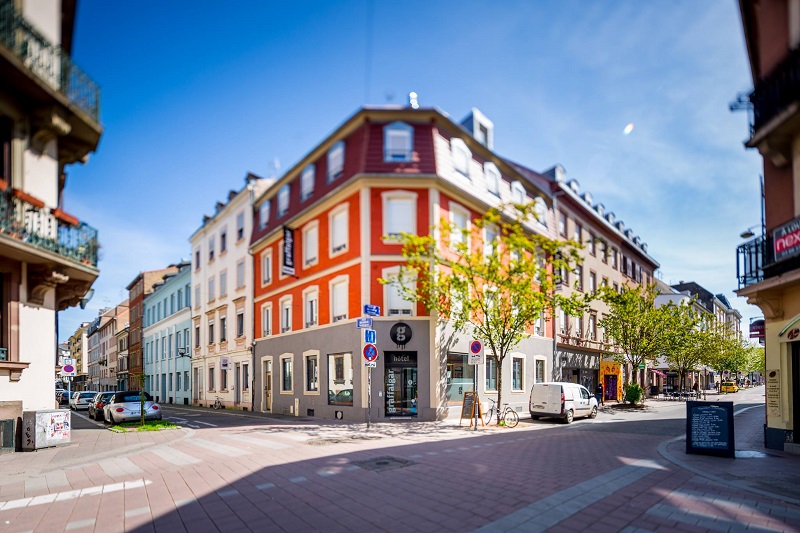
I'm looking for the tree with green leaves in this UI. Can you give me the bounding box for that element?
[598,284,678,387]
[382,202,589,421]
[659,302,706,391]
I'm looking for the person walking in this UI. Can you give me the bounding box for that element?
[595,382,604,407]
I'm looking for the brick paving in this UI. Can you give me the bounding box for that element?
[0,388,797,532]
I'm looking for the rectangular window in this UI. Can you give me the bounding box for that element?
[535,360,545,383]
[306,355,318,392]
[236,260,245,288]
[483,225,497,258]
[195,249,200,269]
[331,208,348,253]
[384,123,413,162]
[184,371,189,391]
[208,278,215,302]
[208,368,215,391]
[259,201,270,230]
[262,251,272,284]
[261,305,272,337]
[612,249,618,270]
[384,196,415,237]
[175,372,180,392]
[208,320,215,344]
[177,289,182,310]
[278,185,290,218]
[589,314,597,340]
[208,236,215,261]
[195,325,200,347]
[387,278,412,316]
[221,367,228,390]
[220,271,227,297]
[236,310,244,337]
[534,315,544,336]
[186,284,191,307]
[512,357,523,390]
[305,291,318,327]
[237,212,245,240]
[301,165,315,201]
[220,228,227,253]
[558,212,567,237]
[303,224,318,266]
[602,243,608,263]
[589,271,596,293]
[559,309,567,334]
[485,357,498,391]
[574,223,581,242]
[220,315,227,342]
[170,294,175,314]
[242,364,249,391]
[575,266,583,291]
[327,142,345,182]
[575,316,583,338]
[281,299,291,333]
[602,277,608,288]
[588,233,596,255]
[328,353,353,405]
[451,206,468,247]
[331,279,348,322]
[281,357,293,392]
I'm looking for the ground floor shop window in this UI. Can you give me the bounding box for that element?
[446,352,474,404]
[512,357,524,390]
[535,359,545,383]
[328,353,353,405]
[385,352,417,416]
[242,364,249,390]
[220,368,228,390]
[208,367,215,391]
[281,357,293,392]
[306,355,318,391]
[485,357,497,391]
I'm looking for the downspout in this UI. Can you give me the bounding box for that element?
[551,188,565,381]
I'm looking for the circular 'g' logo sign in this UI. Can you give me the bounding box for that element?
[390,323,412,347]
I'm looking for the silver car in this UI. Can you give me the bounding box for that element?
[104,391,162,424]
[70,391,99,411]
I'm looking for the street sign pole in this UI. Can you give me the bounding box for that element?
[367,365,372,430]
[474,369,478,431]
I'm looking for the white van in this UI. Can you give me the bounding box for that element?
[529,382,598,423]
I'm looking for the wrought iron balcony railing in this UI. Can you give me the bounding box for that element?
[750,46,800,133]
[0,189,99,267]
[0,1,100,122]
[736,234,773,290]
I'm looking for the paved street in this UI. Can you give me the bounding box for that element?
[0,387,798,532]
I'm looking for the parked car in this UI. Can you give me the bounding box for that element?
[104,391,162,424]
[529,382,598,424]
[70,391,99,411]
[88,391,116,421]
[720,381,739,394]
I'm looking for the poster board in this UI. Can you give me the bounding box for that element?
[685,401,735,458]
[459,391,483,427]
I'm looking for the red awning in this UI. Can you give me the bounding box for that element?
[649,368,667,377]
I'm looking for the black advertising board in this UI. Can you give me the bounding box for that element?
[686,401,735,458]
[282,226,295,276]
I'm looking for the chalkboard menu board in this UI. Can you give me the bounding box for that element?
[459,392,482,426]
[686,401,735,458]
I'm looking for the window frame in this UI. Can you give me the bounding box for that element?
[329,203,349,257]
[327,141,345,183]
[485,356,498,392]
[260,303,272,337]
[258,200,270,230]
[449,202,470,249]
[303,286,319,328]
[280,354,293,393]
[279,296,292,333]
[382,267,414,317]
[303,220,320,267]
[512,356,524,392]
[330,275,349,323]
[381,190,418,241]
[304,350,320,394]
[451,137,471,178]
[261,249,273,286]
[301,164,315,201]
[277,184,290,218]
[484,162,501,196]
[236,211,245,241]
[383,121,414,162]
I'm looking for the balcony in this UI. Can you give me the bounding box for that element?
[0,188,98,267]
[750,47,800,134]
[738,219,800,290]
[0,2,99,122]
[737,235,769,290]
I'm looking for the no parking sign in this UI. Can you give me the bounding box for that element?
[468,340,484,365]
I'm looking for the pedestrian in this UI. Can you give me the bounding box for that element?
[595,382,604,407]
[692,381,699,399]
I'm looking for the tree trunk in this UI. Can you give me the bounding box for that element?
[495,356,503,425]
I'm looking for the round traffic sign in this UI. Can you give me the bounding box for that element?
[63,365,74,373]
[470,340,482,355]
[363,343,378,362]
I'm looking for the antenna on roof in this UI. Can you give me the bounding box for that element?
[271,157,281,178]
[409,91,419,109]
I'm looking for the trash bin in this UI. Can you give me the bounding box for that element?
[21,410,71,451]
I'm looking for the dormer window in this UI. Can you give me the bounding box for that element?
[301,165,315,201]
[511,181,525,204]
[484,162,500,196]
[384,122,413,162]
[533,198,547,227]
[451,138,471,177]
[277,184,290,218]
[259,200,270,230]
[327,141,345,182]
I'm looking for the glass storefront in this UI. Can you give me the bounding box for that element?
[446,352,474,405]
[385,352,417,417]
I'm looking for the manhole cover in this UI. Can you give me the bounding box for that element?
[351,456,415,472]
[735,450,775,458]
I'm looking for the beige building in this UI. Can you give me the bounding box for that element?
[67,322,90,390]
[0,0,102,427]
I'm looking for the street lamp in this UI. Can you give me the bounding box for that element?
[177,347,191,358]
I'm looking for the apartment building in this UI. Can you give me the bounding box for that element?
[0,0,102,424]
[68,322,90,391]
[143,262,191,405]
[115,322,129,391]
[191,175,271,409]
[249,106,561,421]
[94,301,128,391]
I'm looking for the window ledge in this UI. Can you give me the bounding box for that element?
[0,361,30,381]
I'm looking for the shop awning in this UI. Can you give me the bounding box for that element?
[649,368,667,377]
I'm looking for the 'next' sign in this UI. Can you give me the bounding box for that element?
[774,217,800,262]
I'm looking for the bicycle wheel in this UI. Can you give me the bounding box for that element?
[504,409,519,428]
[482,405,494,425]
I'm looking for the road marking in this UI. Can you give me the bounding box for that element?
[0,479,151,512]
[185,438,250,457]
[124,506,151,518]
[217,489,240,498]
[98,458,143,478]
[193,421,218,427]
[255,482,275,491]
[289,477,307,483]
[150,447,201,466]
[475,459,666,532]
[646,503,777,532]
[222,434,291,450]
[65,518,96,530]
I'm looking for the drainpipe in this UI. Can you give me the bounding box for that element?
[251,340,256,412]
[551,188,565,381]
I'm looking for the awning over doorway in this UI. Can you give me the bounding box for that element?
[649,368,667,377]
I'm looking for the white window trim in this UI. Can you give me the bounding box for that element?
[533,356,547,384]
[329,203,349,258]
[303,285,319,328]
[381,190,418,242]
[259,200,270,230]
[533,197,547,227]
[449,202,470,249]
[277,185,290,218]
[511,180,526,204]
[485,354,498,392]
[381,266,415,317]
[512,355,525,392]
[236,259,245,289]
[303,349,321,396]
[279,353,294,394]
[279,295,292,334]
[483,223,498,259]
[329,275,349,323]
[484,162,501,196]
[450,137,471,178]
[384,121,413,162]
[302,220,320,268]
[301,164,315,201]
[260,302,273,338]
[327,141,345,183]
[261,249,273,287]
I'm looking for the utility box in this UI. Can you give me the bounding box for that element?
[21,410,71,451]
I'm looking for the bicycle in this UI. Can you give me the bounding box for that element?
[482,398,519,428]
[212,396,223,409]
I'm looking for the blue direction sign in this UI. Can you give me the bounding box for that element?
[363,304,381,316]
[364,328,376,344]
[356,317,373,329]
[363,343,378,362]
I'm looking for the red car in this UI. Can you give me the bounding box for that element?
[88,391,116,421]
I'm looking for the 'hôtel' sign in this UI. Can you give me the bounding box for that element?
[774,217,800,262]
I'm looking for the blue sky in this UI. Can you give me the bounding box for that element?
[59,1,762,340]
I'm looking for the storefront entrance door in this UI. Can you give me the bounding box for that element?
[385,352,417,417]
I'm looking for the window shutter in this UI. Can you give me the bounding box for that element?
[386,198,412,236]
[333,281,347,319]
[332,211,347,251]
[305,227,318,263]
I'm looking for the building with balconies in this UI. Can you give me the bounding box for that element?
[67,321,89,390]
[115,321,129,391]
[0,0,102,425]
[736,0,800,452]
